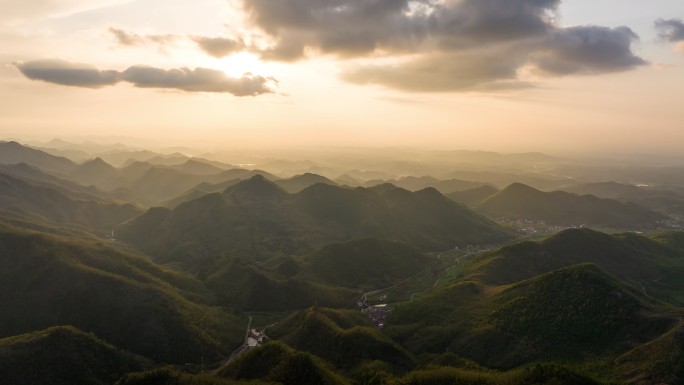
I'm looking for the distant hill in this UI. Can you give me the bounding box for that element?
[0,141,76,175]
[0,163,134,202]
[276,173,338,193]
[0,225,244,363]
[117,176,512,267]
[443,170,574,191]
[159,179,241,208]
[334,173,361,186]
[562,181,684,216]
[562,181,643,199]
[167,159,227,175]
[0,326,149,385]
[364,176,483,194]
[69,157,120,187]
[476,182,667,228]
[446,185,498,206]
[136,168,277,207]
[0,171,142,231]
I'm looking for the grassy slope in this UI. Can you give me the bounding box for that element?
[218,341,351,385]
[388,264,674,370]
[268,307,416,370]
[0,225,244,363]
[300,238,430,290]
[467,228,684,305]
[0,326,149,385]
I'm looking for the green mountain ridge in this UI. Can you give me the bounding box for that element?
[476,182,667,228]
[0,171,142,231]
[389,263,674,370]
[0,225,244,363]
[268,307,416,370]
[467,228,684,305]
[117,176,512,267]
[0,326,150,385]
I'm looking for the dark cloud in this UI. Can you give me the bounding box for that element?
[432,0,561,48]
[242,0,646,92]
[531,26,646,76]
[122,66,274,95]
[343,48,531,92]
[15,60,120,88]
[192,36,245,58]
[655,18,684,42]
[244,0,561,59]
[244,0,431,60]
[14,60,275,96]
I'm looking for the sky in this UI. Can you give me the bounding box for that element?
[1,0,683,154]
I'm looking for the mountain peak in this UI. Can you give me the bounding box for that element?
[502,182,539,193]
[79,157,116,172]
[224,174,286,200]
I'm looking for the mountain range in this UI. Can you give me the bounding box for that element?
[116,175,513,268]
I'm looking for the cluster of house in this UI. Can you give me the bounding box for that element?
[362,304,390,328]
[247,329,267,348]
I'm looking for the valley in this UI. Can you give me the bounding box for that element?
[1,140,684,384]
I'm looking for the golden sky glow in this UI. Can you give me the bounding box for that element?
[1,0,684,154]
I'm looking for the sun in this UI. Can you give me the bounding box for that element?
[221,52,268,78]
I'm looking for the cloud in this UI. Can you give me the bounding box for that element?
[655,18,684,53]
[110,28,245,58]
[109,28,178,48]
[655,18,684,42]
[531,26,646,76]
[243,0,563,59]
[192,36,245,58]
[122,66,274,95]
[343,48,532,92]
[242,0,646,92]
[15,60,120,88]
[243,0,431,60]
[14,60,275,96]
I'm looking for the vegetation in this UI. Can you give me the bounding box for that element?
[268,308,416,370]
[446,185,499,206]
[302,238,429,289]
[0,326,149,385]
[0,171,142,231]
[205,257,357,311]
[3,142,684,385]
[117,176,512,267]
[0,225,245,363]
[467,228,684,305]
[476,182,666,228]
[218,341,351,385]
